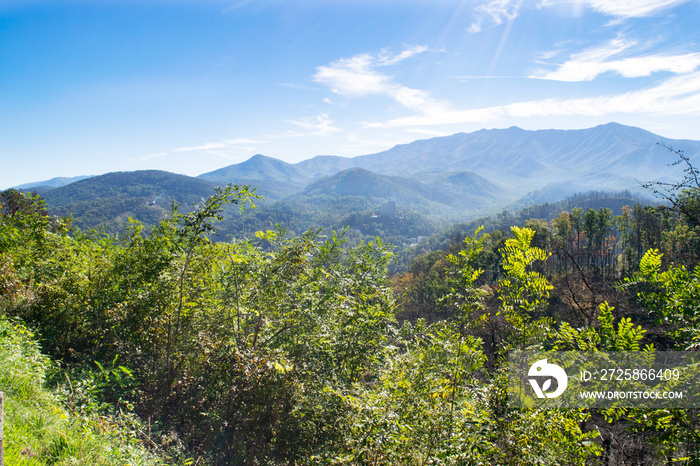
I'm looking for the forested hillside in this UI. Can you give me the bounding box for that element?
[1,147,699,464]
[42,170,220,231]
[393,189,653,271]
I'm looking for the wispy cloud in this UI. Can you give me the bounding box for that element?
[169,138,267,155]
[201,150,250,161]
[366,71,700,127]
[532,38,700,81]
[580,0,689,18]
[174,142,228,152]
[377,45,429,65]
[468,0,523,33]
[509,71,700,117]
[223,138,268,145]
[468,0,689,33]
[314,54,390,96]
[314,46,449,116]
[288,113,342,135]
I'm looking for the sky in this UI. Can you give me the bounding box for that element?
[2,0,700,189]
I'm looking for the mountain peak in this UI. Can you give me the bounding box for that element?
[247,153,276,162]
[198,153,313,194]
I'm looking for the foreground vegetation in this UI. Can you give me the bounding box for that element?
[0,315,163,465]
[1,148,699,464]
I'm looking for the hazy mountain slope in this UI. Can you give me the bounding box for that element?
[302,168,419,198]
[349,123,695,184]
[349,126,554,178]
[301,167,502,214]
[352,123,697,190]
[199,154,312,183]
[196,123,700,204]
[511,173,649,208]
[415,171,506,202]
[198,154,313,201]
[14,175,92,191]
[295,155,356,178]
[213,168,503,244]
[43,170,218,230]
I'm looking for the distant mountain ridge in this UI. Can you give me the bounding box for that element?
[14,175,92,193]
[197,122,699,201]
[21,122,700,236]
[335,123,689,188]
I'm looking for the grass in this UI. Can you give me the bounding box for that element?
[0,316,164,465]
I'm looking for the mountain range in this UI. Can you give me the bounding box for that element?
[198,122,699,202]
[17,122,700,235]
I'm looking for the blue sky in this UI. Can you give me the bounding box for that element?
[2,0,700,188]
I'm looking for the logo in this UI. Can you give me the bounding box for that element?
[528,358,568,398]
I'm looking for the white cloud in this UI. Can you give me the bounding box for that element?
[532,37,700,81]
[288,113,342,135]
[140,152,168,160]
[171,138,267,154]
[174,142,228,152]
[314,54,392,96]
[366,71,700,127]
[537,0,689,18]
[137,139,266,162]
[471,0,689,33]
[314,46,449,116]
[507,72,700,117]
[581,0,689,18]
[468,0,523,33]
[377,45,429,65]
